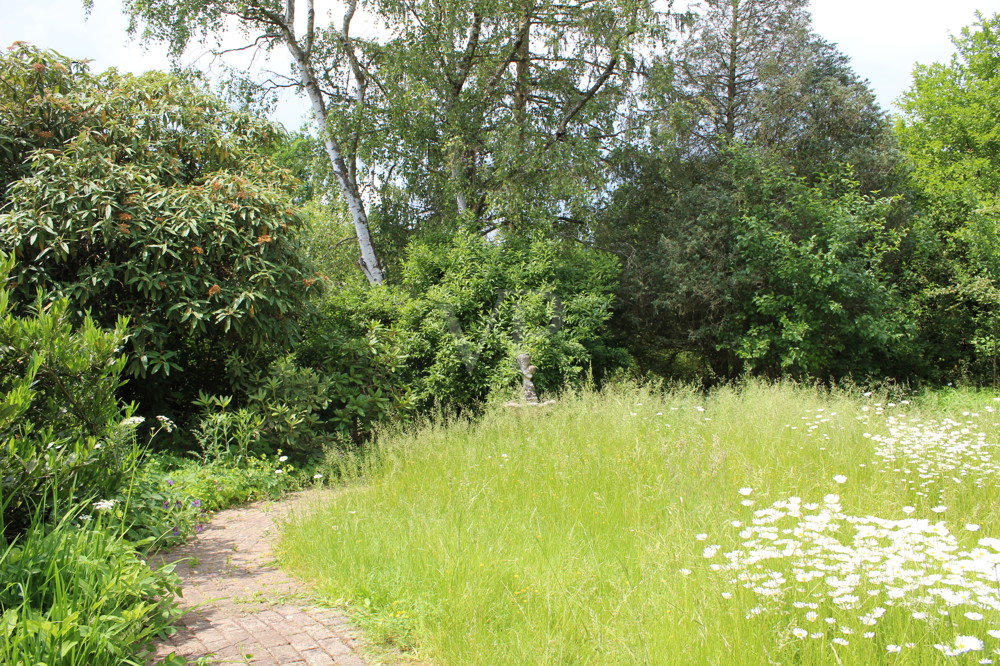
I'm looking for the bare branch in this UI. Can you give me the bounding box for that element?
[215,34,281,56]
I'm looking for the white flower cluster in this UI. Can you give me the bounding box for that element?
[696,401,1000,657]
[866,413,997,490]
[704,490,1000,656]
[92,499,118,512]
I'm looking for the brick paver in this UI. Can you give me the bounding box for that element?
[150,491,367,665]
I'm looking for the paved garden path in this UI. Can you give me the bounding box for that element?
[150,491,369,665]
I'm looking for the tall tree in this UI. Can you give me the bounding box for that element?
[654,0,902,191]
[896,12,1000,383]
[597,0,912,381]
[667,0,811,151]
[109,0,671,278]
[362,0,668,237]
[107,0,386,284]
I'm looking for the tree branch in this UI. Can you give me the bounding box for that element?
[546,55,620,147]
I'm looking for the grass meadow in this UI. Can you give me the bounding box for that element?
[281,382,1000,665]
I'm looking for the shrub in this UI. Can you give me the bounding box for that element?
[137,453,298,515]
[0,255,139,538]
[246,355,341,456]
[394,230,626,407]
[598,147,911,382]
[304,230,627,421]
[0,43,320,416]
[732,166,911,378]
[297,300,414,445]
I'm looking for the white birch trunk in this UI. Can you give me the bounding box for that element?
[303,78,384,285]
[283,1,385,285]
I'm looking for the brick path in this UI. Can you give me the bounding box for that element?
[150,491,367,665]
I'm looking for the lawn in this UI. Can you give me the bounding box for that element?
[281,382,1000,664]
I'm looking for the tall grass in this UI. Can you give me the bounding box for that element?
[0,506,181,665]
[281,381,1000,664]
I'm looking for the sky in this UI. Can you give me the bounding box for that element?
[2,0,998,130]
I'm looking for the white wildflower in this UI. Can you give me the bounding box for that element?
[955,635,985,653]
[92,499,117,512]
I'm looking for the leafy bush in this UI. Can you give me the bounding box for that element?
[246,356,342,456]
[297,299,414,444]
[0,255,140,538]
[732,166,911,378]
[599,147,911,382]
[397,231,626,406]
[311,231,626,413]
[190,357,353,459]
[137,453,298,515]
[0,512,181,666]
[0,43,320,416]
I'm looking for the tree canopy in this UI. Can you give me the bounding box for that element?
[895,12,1000,382]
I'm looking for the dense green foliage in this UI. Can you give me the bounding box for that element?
[0,44,319,413]
[896,12,1000,383]
[0,249,300,664]
[308,231,625,415]
[0,513,182,666]
[730,166,908,377]
[599,147,909,381]
[0,255,138,539]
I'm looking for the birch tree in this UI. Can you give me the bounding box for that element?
[104,0,386,284]
[341,0,672,240]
